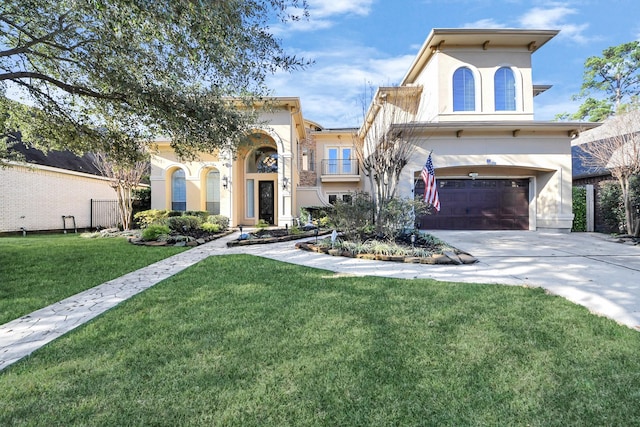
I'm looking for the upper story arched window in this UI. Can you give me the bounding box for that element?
[171,168,186,211]
[453,67,476,111]
[495,67,516,111]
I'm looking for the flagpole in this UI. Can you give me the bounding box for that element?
[413,150,433,193]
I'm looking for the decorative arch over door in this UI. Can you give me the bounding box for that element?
[242,140,278,225]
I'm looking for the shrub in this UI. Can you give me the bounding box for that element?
[200,222,220,233]
[572,186,587,232]
[329,193,425,241]
[598,181,624,233]
[142,224,170,241]
[289,225,303,235]
[329,191,374,240]
[300,206,333,227]
[207,215,229,230]
[256,219,269,229]
[596,176,640,234]
[165,215,202,233]
[377,197,427,239]
[133,209,169,228]
[132,188,151,212]
[185,210,210,222]
[167,210,183,217]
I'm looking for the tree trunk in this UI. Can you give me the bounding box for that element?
[620,177,634,235]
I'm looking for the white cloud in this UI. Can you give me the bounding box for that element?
[265,45,414,128]
[462,19,508,29]
[306,0,373,18]
[272,0,374,34]
[518,5,591,44]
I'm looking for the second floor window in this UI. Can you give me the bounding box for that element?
[327,147,353,174]
[495,67,516,111]
[453,67,475,111]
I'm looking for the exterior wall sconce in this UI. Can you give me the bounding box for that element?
[282,177,289,190]
[469,172,479,180]
[222,175,230,189]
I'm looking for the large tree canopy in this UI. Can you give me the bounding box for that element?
[568,41,640,122]
[0,0,308,161]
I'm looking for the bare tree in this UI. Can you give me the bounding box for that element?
[93,151,148,231]
[354,86,423,233]
[578,110,640,236]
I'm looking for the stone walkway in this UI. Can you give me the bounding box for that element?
[0,234,233,371]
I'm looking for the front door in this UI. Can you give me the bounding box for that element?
[259,181,274,224]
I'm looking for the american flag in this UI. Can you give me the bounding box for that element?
[421,153,440,212]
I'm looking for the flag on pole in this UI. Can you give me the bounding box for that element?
[421,153,440,212]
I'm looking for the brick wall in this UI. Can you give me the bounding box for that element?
[1,164,115,233]
[298,135,317,187]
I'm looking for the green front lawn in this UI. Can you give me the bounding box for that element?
[0,234,187,324]
[2,255,639,426]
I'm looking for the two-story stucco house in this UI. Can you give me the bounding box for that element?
[150,28,599,231]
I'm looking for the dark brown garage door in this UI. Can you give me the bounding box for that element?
[416,179,529,230]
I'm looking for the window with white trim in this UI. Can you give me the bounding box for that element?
[171,169,186,211]
[495,67,516,111]
[453,67,475,111]
[205,169,220,215]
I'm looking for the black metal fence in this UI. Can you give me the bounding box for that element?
[91,199,119,229]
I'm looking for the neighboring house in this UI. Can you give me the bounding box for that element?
[572,143,613,232]
[1,142,118,233]
[150,28,600,231]
[571,112,640,232]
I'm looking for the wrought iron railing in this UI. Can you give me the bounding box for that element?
[90,199,119,229]
[320,159,359,175]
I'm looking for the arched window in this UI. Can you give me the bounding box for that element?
[206,169,220,215]
[495,67,516,111]
[247,147,278,173]
[453,67,475,111]
[171,169,186,211]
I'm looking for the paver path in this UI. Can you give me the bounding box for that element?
[0,235,232,371]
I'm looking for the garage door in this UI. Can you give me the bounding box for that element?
[416,179,529,230]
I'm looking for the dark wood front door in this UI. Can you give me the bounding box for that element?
[259,181,274,224]
[417,179,529,230]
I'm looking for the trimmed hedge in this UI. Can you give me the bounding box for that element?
[572,186,587,232]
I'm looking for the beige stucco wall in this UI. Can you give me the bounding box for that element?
[413,48,534,122]
[1,163,115,233]
[149,142,232,219]
[297,128,362,212]
[149,102,303,227]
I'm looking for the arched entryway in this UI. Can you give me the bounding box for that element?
[240,140,279,225]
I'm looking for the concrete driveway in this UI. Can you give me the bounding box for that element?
[428,230,640,331]
[244,230,640,331]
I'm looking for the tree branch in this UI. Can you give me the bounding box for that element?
[2,71,125,101]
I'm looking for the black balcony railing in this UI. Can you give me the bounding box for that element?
[320,159,359,176]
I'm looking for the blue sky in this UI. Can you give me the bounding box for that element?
[266,0,640,128]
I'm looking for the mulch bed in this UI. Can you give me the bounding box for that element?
[294,241,477,265]
[226,229,332,247]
